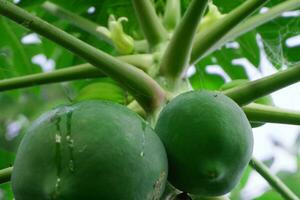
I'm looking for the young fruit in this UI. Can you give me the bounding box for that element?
[220,79,274,127]
[12,100,168,200]
[155,90,253,196]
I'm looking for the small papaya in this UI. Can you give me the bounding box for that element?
[220,79,274,127]
[12,100,168,200]
[155,90,253,196]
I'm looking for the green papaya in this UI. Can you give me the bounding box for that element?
[155,90,253,196]
[75,81,126,104]
[220,79,274,127]
[12,100,168,200]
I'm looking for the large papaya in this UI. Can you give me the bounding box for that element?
[220,79,274,127]
[155,90,253,196]
[12,100,168,200]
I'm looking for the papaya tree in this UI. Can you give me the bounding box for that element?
[0,0,300,199]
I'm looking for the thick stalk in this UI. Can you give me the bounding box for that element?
[250,158,300,200]
[160,0,208,82]
[42,1,112,44]
[243,103,300,125]
[131,0,168,48]
[191,0,269,64]
[200,0,300,58]
[0,167,13,184]
[0,0,165,112]
[163,0,181,31]
[224,63,300,106]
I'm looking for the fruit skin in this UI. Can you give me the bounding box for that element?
[155,90,253,196]
[220,79,274,127]
[12,100,168,200]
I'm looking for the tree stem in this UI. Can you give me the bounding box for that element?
[0,0,165,112]
[191,0,269,64]
[160,0,208,82]
[0,167,13,184]
[224,63,300,106]
[131,0,168,48]
[250,158,300,200]
[195,0,300,59]
[243,103,300,125]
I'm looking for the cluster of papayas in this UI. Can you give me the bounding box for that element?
[12,90,254,199]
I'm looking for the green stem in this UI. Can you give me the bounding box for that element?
[0,167,12,184]
[42,1,112,44]
[131,0,168,48]
[0,54,153,91]
[224,63,300,106]
[201,0,300,58]
[191,0,269,64]
[163,0,181,31]
[160,0,208,82]
[0,0,165,112]
[243,103,300,125]
[0,64,102,91]
[250,158,300,200]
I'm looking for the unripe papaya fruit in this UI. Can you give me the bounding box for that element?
[220,79,274,127]
[12,100,168,200]
[155,90,253,196]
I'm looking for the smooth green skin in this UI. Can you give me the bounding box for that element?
[220,79,274,127]
[12,100,168,200]
[75,81,126,104]
[155,90,253,196]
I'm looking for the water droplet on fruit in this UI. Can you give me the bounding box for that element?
[66,110,75,173]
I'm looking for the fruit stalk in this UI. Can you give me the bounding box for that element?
[0,0,165,112]
[224,63,300,106]
[131,0,168,48]
[243,103,300,125]
[250,158,300,200]
[160,0,208,83]
[191,0,269,64]
[0,167,13,184]
[196,0,300,59]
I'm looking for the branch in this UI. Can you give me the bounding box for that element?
[191,0,269,64]
[0,54,153,92]
[199,0,300,58]
[42,1,112,44]
[131,0,168,48]
[223,63,300,106]
[0,64,101,91]
[243,103,300,125]
[163,0,181,31]
[0,0,165,112]
[250,158,300,200]
[0,167,12,184]
[160,0,208,83]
